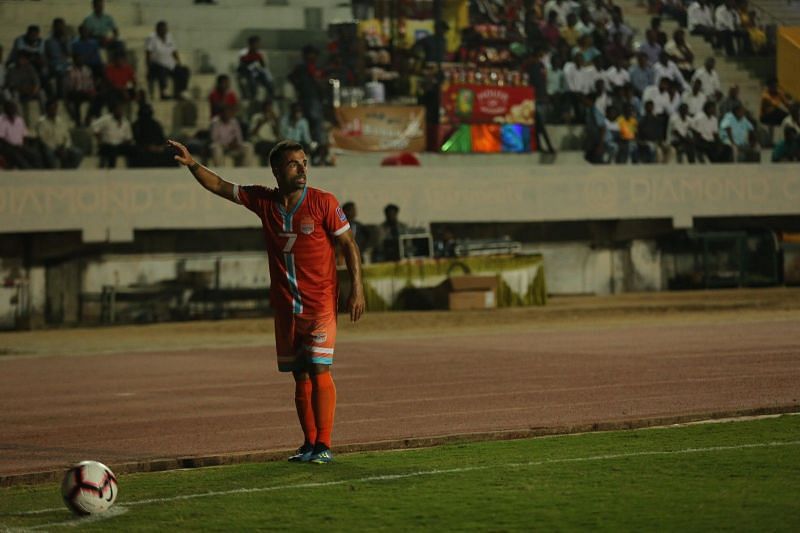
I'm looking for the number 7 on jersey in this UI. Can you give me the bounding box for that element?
[280,232,297,253]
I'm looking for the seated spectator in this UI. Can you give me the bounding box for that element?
[720,103,759,162]
[660,0,687,28]
[65,53,101,126]
[604,32,631,66]
[629,52,654,97]
[614,83,641,118]
[374,204,409,262]
[82,0,122,51]
[669,103,697,163]
[606,9,634,47]
[604,57,630,93]
[44,18,71,99]
[575,9,596,38]
[760,79,791,129]
[71,24,103,78]
[145,21,190,100]
[104,51,136,107]
[616,103,638,163]
[9,25,45,81]
[561,13,581,48]
[544,0,572,26]
[690,57,721,101]
[691,101,731,162]
[92,102,134,168]
[682,78,707,117]
[36,100,83,169]
[664,80,682,117]
[131,103,176,167]
[541,11,562,49]
[594,79,610,115]
[650,17,668,48]
[5,52,45,123]
[249,99,281,165]
[642,77,671,121]
[638,100,668,162]
[0,101,43,169]
[741,10,766,54]
[208,74,238,118]
[237,36,275,100]
[687,0,715,42]
[209,105,254,167]
[771,128,800,162]
[718,85,741,119]
[573,35,601,64]
[715,0,749,56]
[782,104,800,141]
[654,52,688,91]
[280,102,313,153]
[638,29,662,66]
[664,29,694,81]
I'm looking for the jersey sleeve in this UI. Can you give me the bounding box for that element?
[322,193,351,237]
[233,184,266,215]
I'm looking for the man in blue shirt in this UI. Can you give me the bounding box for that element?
[72,24,103,77]
[82,0,122,51]
[629,52,655,97]
[720,103,759,162]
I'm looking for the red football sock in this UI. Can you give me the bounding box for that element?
[294,378,317,446]
[311,372,336,448]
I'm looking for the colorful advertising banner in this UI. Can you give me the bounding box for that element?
[332,106,426,152]
[441,84,535,125]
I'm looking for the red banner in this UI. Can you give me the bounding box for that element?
[441,84,535,125]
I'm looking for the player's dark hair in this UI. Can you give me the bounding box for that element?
[269,140,305,169]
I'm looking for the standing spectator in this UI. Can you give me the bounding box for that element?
[720,103,759,161]
[638,29,662,66]
[9,25,45,81]
[660,0,688,28]
[690,57,721,101]
[249,99,281,165]
[71,24,103,78]
[527,49,556,153]
[682,78,707,116]
[288,45,325,145]
[718,85,742,118]
[375,204,409,262]
[36,100,83,169]
[563,53,586,121]
[82,0,121,51]
[654,52,688,91]
[691,101,730,162]
[541,11,562,50]
[561,13,581,47]
[544,0,572,26]
[131,104,176,167]
[104,51,136,107]
[760,79,791,130]
[280,102,313,152]
[0,101,42,169]
[583,92,613,163]
[208,74,239,118]
[237,35,275,100]
[664,29,695,81]
[92,102,134,168]
[546,54,568,122]
[64,53,100,125]
[209,105,254,167]
[715,0,745,56]
[668,103,696,163]
[638,100,668,162]
[5,53,45,123]
[741,10,767,54]
[145,21,190,100]
[629,52,655,97]
[44,18,71,99]
[687,0,715,42]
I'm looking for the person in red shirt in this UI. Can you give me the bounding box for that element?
[104,51,136,105]
[167,138,365,465]
[208,74,239,118]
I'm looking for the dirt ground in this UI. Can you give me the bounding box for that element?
[1,288,799,485]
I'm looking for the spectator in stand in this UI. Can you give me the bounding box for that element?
[375,204,409,262]
[690,57,721,101]
[650,17,668,48]
[781,104,800,140]
[37,100,83,169]
[92,102,134,168]
[573,35,601,63]
[575,9,596,38]
[741,9,766,54]
[687,0,715,43]
[604,32,632,65]
[209,104,254,167]
[642,77,671,122]
[131,103,176,167]
[104,51,136,107]
[237,35,275,100]
[660,0,688,28]
[638,100,668,162]
[604,56,630,92]
[528,49,556,153]
[249,99,281,165]
[616,103,638,163]
[760,78,792,131]
[639,29,662,66]
[82,0,121,51]
[71,24,103,78]
[665,29,694,81]
[280,102,313,153]
[720,103,759,161]
[541,11,562,49]
[546,54,568,122]
[615,83,641,118]
[544,0,572,26]
[208,74,239,118]
[682,78,707,116]
[65,53,100,125]
[9,25,46,83]
[772,127,800,162]
[654,51,688,91]
[629,52,655,97]
[583,92,613,163]
[669,102,697,163]
[342,202,369,261]
[288,45,325,146]
[691,101,731,162]
[591,0,612,27]
[561,13,581,47]
[5,52,45,123]
[594,79,610,115]
[718,85,742,118]
[44,18,71,99]
[606,8,634,47]
[146,21,190,100]
[0,101,43,169]
[664,79,682,118]
[715,0,748,56]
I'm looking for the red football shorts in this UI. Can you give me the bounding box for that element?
[274,312,337,372]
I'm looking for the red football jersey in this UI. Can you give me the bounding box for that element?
[235,185,350,316]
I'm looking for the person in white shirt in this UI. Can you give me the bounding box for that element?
[690,101,731,162]
[563,54,585,122]
[575,9,596,37]
[690,57,721,100]
[91,102,134,168]
[579,57,602,95]
[781,104,800,141]
[145,21,190,100]
[682,78,707,116]
[715,0,747,56]
[604,58,630,91]
[664,81,682,116]
[664,29,695,80]
[594,79,610,114]
[36,100,83,168]
[654,52,688,91]
[543,0,572,26]
[642,77,671,117]
[687,0,715,41]
[668,102,697,162]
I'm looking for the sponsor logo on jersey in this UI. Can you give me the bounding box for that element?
[311,330,327,343]
[336,206,347,222]
[300,217,314,235]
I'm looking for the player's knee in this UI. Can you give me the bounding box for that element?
[293,370,310,382]
[309,363,330,375]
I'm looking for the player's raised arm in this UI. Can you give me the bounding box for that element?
[336,229,365,322]
[167,139,237,204]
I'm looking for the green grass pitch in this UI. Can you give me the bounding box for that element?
[2,415,799,532]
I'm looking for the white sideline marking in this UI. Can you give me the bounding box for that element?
[7,439,799,528]
[3,506,128,532]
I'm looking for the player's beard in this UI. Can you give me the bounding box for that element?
[292,173,307,189]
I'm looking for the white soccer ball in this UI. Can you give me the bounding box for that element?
[61,460,118,515]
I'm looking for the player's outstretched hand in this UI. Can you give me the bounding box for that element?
[348,287,365,323]
[167,139,194,167]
